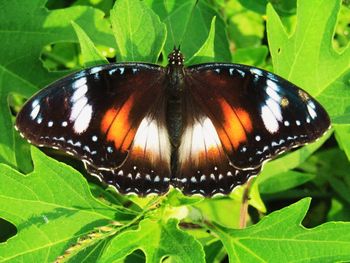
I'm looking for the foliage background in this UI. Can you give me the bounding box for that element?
[0,0,350,262]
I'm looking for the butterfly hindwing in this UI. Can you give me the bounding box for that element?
[86,108,172,196]
[185,63,330,169]
[174,94,261,196]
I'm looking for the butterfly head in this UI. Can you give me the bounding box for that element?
[168,47,184,66]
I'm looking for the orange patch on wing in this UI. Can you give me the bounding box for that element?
[121,127,136,151]
[217,129,233,152]
[101,108,117,133]
[100,96,135,151]
[235,108,252,132]
[206,146,221,160]
[219,99,252,149]
[130,146,145,157]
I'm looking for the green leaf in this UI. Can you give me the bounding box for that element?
[226,0,265,48]
[100,219,205,263]
[0,0,113,167]
[144,0,197,54]
[267,0,350,122]
[110,0,166,62]
[204,240,225,263]
[147,0,231,62]
[181,1,231,62]
[212,198,350,262]
[258,170,315,194]
[236,0,267,15]
[308,148,350,205]
[72,21,109,67]
[0,147,122,262]
[334,124,350,160]
[195,198,242,229]
[233,46,269,68]
[187,16,216,65]
[328,199,350,222]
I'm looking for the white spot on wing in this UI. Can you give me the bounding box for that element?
[72,77,87,89]
[107,146,113,153]
[308,101,316,109]
[179,117,223,166]
[70,97,88,121]
[71,84,88,102]
[132,116,171,164]
[250,68,263,76]
[266,86,281,102]
[30,104,40,120]
[261,105,279,133]
[89,66,103,74]
[109,68,118,75]
[267,79,279,91]
[32,99,39,108]
[73,104,93,134]
[307,102,317,119]
[237,69,245,77]
[266,98,282,121]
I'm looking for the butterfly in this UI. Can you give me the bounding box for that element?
[15,48,331,197]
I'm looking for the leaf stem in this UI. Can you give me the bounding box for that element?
[239,179,253,229]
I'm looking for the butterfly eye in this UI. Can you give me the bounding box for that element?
[16,48,330,197]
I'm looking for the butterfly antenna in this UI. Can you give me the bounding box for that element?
[173,45,181,52]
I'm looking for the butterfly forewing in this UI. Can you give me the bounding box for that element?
[185,63,330,169]
[16,63,167,170]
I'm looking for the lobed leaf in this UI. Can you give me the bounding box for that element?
[100,218,205,263]
[0,148,123,262]
[212,198,350,262]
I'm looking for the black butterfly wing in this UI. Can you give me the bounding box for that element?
[184,63,331,170]
[16,63,172,195]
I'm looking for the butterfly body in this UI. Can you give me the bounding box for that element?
[16,48,330,197]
